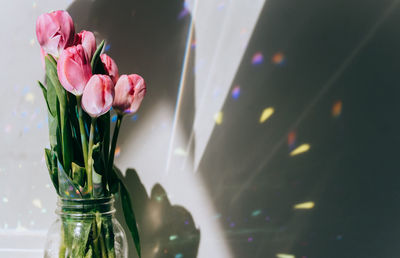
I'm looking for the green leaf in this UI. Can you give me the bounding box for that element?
[91,40,106,74]
[44,148,52,173]
[48,113,58,153]
[109,166,121,194]
[44,148,59,193]
[46,75,58,118]
[37,81,54,116]
[97,112,110,185]
[46,54,57,67]
[45,57,64,101]
[46,56,73,175]
[84,246,92,258]
[120,182,141,257]
[102,216,115,256]
[92,142,105,197]
[57,161,83,198]
[62,219,92,258]
[71,162,86,188]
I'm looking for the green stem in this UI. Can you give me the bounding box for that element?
[107,114,123,183]
[58,227,66,258]
[87,118,96,196]
[99,227,108,258]
[76,96,88,167]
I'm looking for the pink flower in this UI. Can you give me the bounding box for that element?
[74,30,96,61]
[36,10,75,57]
[100,54,119,84]
[112,74,146,115]
[57,45,92,96]
[81,75,115,117]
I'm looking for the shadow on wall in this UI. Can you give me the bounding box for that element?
[67,0,199,257]
[115,168,200,258]
[67,0,196,169]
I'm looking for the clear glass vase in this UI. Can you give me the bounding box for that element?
[44,196,128,258]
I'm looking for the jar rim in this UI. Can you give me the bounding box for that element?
[56,195,116,217]
[58,195,114,202]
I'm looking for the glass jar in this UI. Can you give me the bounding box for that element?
[44,196,128,258]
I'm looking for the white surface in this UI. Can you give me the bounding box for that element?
[0,0,264,257]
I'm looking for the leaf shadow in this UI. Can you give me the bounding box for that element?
[115,168,201,258]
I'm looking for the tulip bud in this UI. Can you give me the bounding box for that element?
[74,30,96,61]
[36,10,75,57]
[82,75,115,117]
[100,54,119,84]
[113,74,146,115]
[57,45,92,96]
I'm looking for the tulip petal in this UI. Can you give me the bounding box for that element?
[101,54,119,84]
[112,74,146,115]
[36,10,75,57]
[82,75,114,117]
[64,58,87,94]
[57,45,92,96]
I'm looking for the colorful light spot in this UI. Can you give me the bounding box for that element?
[294,201,315,210]
[247,237,253,242]
[214,111,223,125]
[259,107,274,123]
[272,52,286,66]
[175,253,183,258]
[252,52,264,66]
[132,114,138,121]
[105,44,111,52]
[288,131,296,150]
[251,210,261,217]
[174,147,187,156]
[332,100,342,118]
[178,7,189,19]
[276,254,295,258]
[191,40,196,49]
[114,147,121,158]
[217,2,226,10]
[231,85,240,100]
[290,143,310,156]
[25,93,35,103]
[32,199,42,209]
[32,2,37,8]
[111,115,117,122]
[2,197,8,203]
[169,235,178,241]
[4,124,12,133]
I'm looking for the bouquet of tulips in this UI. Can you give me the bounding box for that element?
[36,10,145,257]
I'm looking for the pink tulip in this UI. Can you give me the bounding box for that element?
[36,10,75,57]
[100,54,119,84]
[81,75,115,117]
[57,45,92,95]
[74,30,96,60]
[112,74,146,115]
